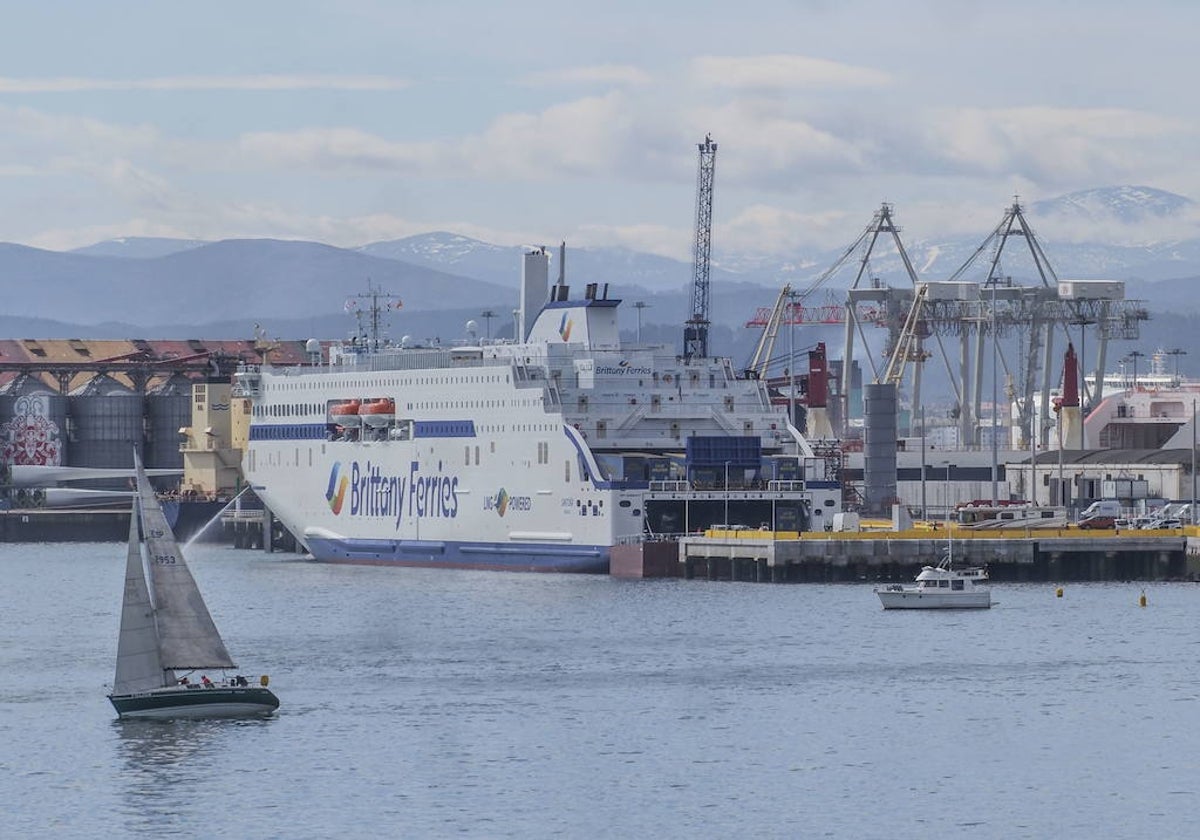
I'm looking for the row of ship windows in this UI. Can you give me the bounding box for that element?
[273,374,511,391]
[255,396,541,418]
[250,422,558,439]
[246,447,588,485]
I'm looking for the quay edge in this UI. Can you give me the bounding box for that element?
[613,530,1200,583]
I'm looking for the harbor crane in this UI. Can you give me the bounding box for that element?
[684,134,717,361]
[944,199,1147,447]
[866,198,1148,448]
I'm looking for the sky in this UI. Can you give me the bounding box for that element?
[0,0,1197,257]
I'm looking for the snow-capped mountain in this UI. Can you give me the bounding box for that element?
[21,184,1196,342]
[360,232,737,293]
[357,187,1199,295]
[1031,185,1194,224]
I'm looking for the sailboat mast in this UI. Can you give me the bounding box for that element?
[112,493,171,693]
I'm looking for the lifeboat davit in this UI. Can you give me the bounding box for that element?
[360,398,395,428]
[330,399,362,426]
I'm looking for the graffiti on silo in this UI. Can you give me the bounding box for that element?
[1,394,65,466]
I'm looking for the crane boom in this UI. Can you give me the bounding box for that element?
[684,134,717,361]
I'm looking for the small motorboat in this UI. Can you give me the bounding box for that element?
[875,550,991,610]
[359,398,395,428]
[329,399,362,426]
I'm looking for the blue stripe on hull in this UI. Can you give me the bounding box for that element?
[306,537,610,574]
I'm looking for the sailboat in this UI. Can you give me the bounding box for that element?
[108,450,280,719]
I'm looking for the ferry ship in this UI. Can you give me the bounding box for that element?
[234,250,841,572]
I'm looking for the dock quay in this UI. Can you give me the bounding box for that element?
[0,508,129,542]
[612,528,1200,583]
[0,501,298,550]
[221,508,299,552]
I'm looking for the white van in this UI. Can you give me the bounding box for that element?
[1080,499,1121,520]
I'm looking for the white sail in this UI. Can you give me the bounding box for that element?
[134,451,236,671]
[112,499,169,695]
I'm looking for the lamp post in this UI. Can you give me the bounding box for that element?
[920,405,927,520]
[1057,412,1065,509]
[788,291,797,428]
[480,309,495,340]
[1168,348,1187,385]
[633,301,649,344]
[1126,350,1145,390]
[724,460,730,527]
[1070,316,1095,411]
[945,463,954,526]
[989,277,999,505]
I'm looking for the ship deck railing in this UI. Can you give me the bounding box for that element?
[647,479,813,493]
[617,532,690,545]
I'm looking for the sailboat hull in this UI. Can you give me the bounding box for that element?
[108,686,280,719]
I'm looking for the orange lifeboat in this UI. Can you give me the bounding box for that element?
[360,398,395,428]
[330,399,362,426]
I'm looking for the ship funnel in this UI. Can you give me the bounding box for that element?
[520,247,550,341]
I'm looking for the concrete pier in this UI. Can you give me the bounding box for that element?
[222,509,299,552]
[643,530,1198,582]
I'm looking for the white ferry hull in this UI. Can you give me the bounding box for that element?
[303,532,608,573]
[248,429,627,574]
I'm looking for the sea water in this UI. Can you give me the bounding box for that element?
[1,542,1198,839]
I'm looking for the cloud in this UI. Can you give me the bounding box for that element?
[691,54,892,91]
[720,204,858,255]
[0,105,161,175]
[687,101,871,188]
[236,92,641,181]
[237,128,439,172]
[0,75,411,93]
[571,222,691,260]
[908,107,1191,184]
[519,64,652,87]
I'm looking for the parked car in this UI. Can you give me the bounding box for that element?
[1079,515,1117,530]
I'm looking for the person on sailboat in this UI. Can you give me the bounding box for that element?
[201,675,213,688]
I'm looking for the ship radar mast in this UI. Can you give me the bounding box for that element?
[344,281,403,351]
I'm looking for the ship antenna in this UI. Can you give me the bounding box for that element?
[344,280,403,351]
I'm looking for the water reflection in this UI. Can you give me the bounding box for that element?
[112,717,275,832]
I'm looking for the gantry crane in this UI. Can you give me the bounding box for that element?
[684,134,717,361]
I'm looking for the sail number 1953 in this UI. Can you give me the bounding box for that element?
[153,555,177,565]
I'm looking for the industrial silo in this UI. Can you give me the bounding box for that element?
[145,374,193,470]
[863,382,899,515]
[0,375,69,466]
[67,374,145,470]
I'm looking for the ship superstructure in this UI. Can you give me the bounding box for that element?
[234,253,840,572]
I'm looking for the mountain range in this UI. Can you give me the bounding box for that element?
[0,185,1195,365]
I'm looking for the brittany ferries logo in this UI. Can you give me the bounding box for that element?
[558,312,573,342]
[326,459,461,528]
[595,359,653,376]
[326,462,349,514]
